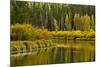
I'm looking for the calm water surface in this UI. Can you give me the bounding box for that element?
[11,40,95,66]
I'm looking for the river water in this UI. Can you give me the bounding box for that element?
[11,40,95,66]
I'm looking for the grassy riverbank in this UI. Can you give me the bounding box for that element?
[11,40,55,54]
[49,31,95,41]
[11,24,95,55]
[11,40,95,55]
[11,24,95,41]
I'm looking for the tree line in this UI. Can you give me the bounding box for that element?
[11,0,95,31]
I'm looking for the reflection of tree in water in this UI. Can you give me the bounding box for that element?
[11,41,95,66]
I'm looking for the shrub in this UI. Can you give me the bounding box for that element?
[48,31,95,39]
[11,23,34,40]
[11,23,95,41]
[33,28,50,40]
[11,23,50,41]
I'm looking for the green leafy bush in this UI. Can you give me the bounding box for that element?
[11,23,34,40]
[33,28,50,40]
[11,23,95,41]
[49,31,95,39]
[11,23,50,41]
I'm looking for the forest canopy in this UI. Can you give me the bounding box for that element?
[11,0,95,31]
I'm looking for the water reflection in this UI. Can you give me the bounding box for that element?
[11,40,95,66]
